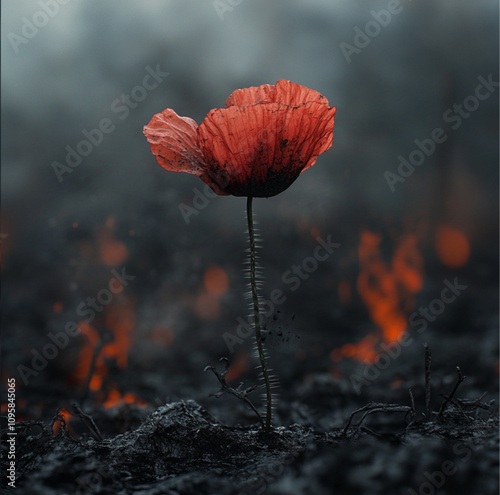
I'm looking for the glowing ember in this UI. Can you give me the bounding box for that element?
[151,324,174,346]
[435,225,470,268]
[53,301,63,313]
[310,225,322,239]
[337,280,352,305]
[98,218,129,267]
[193,292,220,320]
[52,408,74,436]
[204,265,229,296]
[103,388,147,408]
[226,351,249,381]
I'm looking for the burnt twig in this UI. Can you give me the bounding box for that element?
[204,357,264,428]
[342,402,412,436]
[424,343,431,418]
[407,388,416,425]
[438,366,467,417]
[455,393,496,413]
[439,395,473,422]
[72,403,103,440]
[360,426,401,443]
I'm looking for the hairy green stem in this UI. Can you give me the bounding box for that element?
[246,196,272,434]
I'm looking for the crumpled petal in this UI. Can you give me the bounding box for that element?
[225,79,329,109]
[198,100,336,197]
[143,109,205,174]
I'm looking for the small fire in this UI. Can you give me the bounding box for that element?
[52,408,74,436]
[357,230,423,343]
[332,230,424,363]
[68,217,145,408]
[103,388,147,409]
[71,296,144,407]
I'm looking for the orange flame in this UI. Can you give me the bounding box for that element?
[102,296,135,368]
[71,322,102,385]
[332,230,423,363]
[52,408,74,436]
[103,387,147,409]
[357,231,423,344]
[71,297,137,403]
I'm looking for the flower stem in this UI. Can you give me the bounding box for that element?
[246,196,272,434]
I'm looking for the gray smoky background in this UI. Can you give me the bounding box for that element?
[1,1,498,404]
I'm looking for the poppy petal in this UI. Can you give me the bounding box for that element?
[143,109,205,175]
[226,79,329,109]
[274,79,330,108]
[225,83,276,107]
[198,101,336,197]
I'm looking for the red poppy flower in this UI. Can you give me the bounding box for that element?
[143,79,336,197]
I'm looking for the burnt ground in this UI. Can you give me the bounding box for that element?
[1,323,498,495]
[1,211,499,495]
